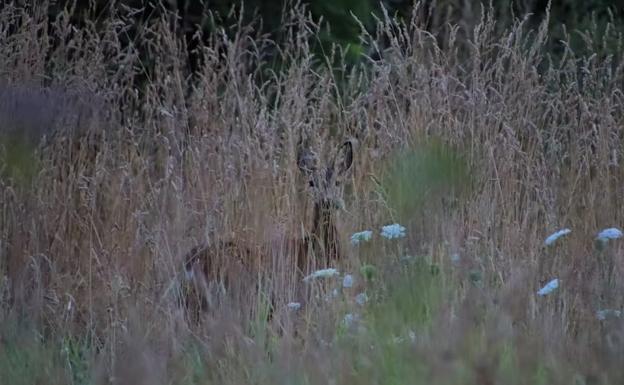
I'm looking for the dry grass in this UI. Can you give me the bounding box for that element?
[1,2,624,384]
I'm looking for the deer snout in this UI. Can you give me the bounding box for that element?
[184,266,194,281]
[320,198,344,211]
[326,197,345,211]
[184,257,200,281]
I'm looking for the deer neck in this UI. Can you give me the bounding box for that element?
[311,202,340,267]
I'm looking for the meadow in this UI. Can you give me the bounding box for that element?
[1,2,624,384]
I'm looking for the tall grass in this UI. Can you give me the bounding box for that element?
[1,2,624,384]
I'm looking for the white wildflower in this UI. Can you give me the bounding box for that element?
[287,302,301,311]
[159,107,174,118]
[342,274,354,288]
[325,288,340,302]
[381,223,406,239]
[596,309,621,321]
[391,330,416,345]
[596,228,623,241]
[65,298,73,313]
[355,292,368,306]
[544,228,572,246]
[351,230,373,245]
[303,268,339,282]
[391,336,405,344]
[537,279,559,296]
[343,313,359,327]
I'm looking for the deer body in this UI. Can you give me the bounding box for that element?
[182,140,354,319]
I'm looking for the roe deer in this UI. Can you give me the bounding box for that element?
[181,139,355,320]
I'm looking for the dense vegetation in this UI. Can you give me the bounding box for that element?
[2,1,624,384]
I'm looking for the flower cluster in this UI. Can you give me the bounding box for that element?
[596,227,623,241]
[596,309,622,321]
[303,268,339,282]
[537,279,559,296]
[350,230,373,245]
[350,223,407,246]
[544,228,571,246]
[287,302,301,311]
[381,223,407,239]
[544,226,624,245]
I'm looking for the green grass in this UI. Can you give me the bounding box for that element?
[0,134,40,185]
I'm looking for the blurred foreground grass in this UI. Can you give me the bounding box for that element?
[0,256,564,385]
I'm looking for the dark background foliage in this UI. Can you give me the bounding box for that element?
[48,0,624,60]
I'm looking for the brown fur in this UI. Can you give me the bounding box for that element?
[181,139,355,319]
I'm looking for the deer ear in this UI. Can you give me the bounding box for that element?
[335,140,354,177]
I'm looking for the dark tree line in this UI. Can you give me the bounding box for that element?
[45,0,623,64]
